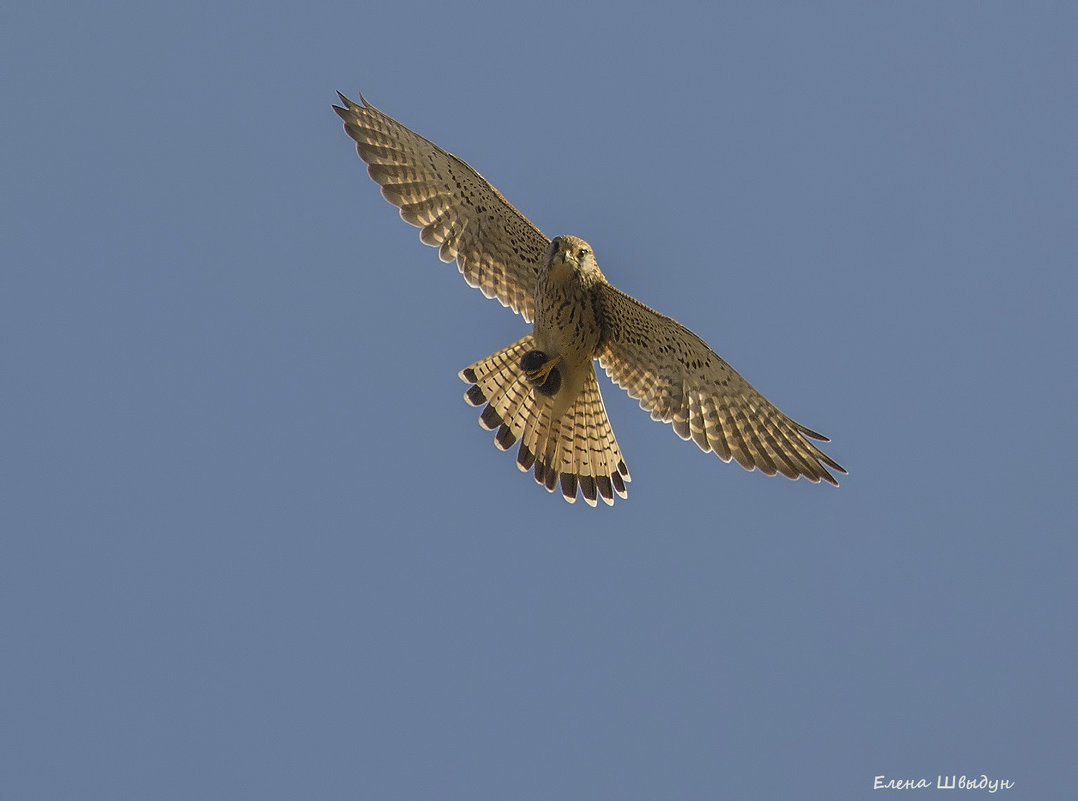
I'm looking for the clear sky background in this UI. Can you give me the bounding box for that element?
[3,2,1075,799]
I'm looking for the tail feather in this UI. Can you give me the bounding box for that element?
[491,376,530,451]
[580,369,630,503]
[530,401,559,493]
[460,336,630,505]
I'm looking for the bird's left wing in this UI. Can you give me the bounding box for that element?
[594,284,846,484]
[334,93,548,322]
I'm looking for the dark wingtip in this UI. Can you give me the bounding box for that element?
[333,91,353,117]
[807,462,844,487]
[817,451,847,478]
[798,423,830,442]
[334,91,376,118]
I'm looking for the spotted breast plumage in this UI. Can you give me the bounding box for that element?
[334,92,845,505]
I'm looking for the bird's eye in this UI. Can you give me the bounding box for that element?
[577,248,590,260]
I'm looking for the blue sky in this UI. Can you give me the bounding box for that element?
[3,2,1075,799]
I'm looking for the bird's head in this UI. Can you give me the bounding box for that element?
[542,235,603,284]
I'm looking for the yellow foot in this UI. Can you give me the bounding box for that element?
[526,355,560,385]
[521,350,563,397]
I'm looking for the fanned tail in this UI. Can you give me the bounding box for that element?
[459,337,631,506]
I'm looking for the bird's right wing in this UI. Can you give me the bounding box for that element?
[594,284,846,485]
[334,92,549,322]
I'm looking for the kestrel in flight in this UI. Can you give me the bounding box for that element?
[334,92,845,505]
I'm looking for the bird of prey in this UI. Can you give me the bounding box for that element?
[334,92,845,506]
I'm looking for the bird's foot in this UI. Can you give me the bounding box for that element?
[521,350,562,397]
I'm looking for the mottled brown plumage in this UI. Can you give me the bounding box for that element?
[334,92,845,504]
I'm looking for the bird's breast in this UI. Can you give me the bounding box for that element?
[533,275,602,366]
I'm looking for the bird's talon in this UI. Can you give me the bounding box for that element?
[526,359,558,384]
[521,350,562,396]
